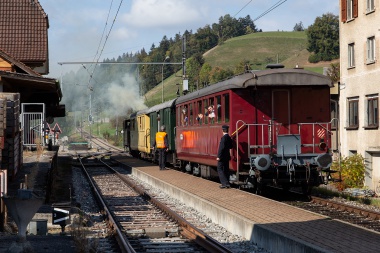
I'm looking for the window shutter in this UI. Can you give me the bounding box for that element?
[353,0,358,18]
[341,0,347,22]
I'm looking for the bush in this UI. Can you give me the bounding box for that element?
[308,54,321,63]
[103,131,110,140]
[331,154,365,191]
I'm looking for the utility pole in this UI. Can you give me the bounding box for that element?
[89,92,92,149]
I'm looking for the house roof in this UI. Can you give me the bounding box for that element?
[0,48,41,76]
[0,49,64,118]
[0,70,65,117]
[0,0,48,63]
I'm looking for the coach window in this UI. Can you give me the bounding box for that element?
[216,95,222,123]
[189,103,193,125]
[181,105,188,126]
[197,101,203,124]
[177,106,181,126]
[204,99,209,124]
[224,93,230,122]
[348,97,359,129]
[208,98,215,124]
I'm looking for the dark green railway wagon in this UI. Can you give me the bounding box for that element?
[148,99,177,164]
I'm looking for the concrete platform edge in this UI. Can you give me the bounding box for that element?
[129,166,330,253]
[254,224,330,253]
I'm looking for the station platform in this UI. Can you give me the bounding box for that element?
[112,155,380,253]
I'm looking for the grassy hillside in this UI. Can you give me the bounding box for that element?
[205,31,307,70]
[144,31,335,107]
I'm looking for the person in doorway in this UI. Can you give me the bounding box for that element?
[216,125,232,188]
[153,125,169,170]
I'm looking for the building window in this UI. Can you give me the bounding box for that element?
[341,0,358,22]
[348,97,359,128]
[347,43,355,68]
[366,95,378,127]
[367,0,375,13]
[347,0,354,20]
[331,100,338,129]
[367,36,376,63]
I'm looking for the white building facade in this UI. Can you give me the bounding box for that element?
[340,0,380,190]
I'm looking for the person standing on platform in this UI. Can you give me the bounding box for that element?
[153,125,169,170]
[216,125,232,188]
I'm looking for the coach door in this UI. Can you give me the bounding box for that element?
[272,90,290,134]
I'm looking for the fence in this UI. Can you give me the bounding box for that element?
[21,103,45,147]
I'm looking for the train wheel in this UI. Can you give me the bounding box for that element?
[130,150,139,158]
[248,176,259,194]
[282,183,291,192]
[301,183,312,195]
[256,182,266,195]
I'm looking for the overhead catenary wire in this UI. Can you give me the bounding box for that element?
[253,0,288,22]
[233,0,253,18]
[90,0,115,71]
[86,0,124,89]
[61,0,288,88]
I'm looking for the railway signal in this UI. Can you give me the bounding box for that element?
[52,205,70,233]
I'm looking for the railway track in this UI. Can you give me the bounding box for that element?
[297,196,380,231]
[90,136,124,153]
[82,137,380,235]
[77,154,233,253]
[79,129,124,153]
[74,134,380,250]
[269,188,380,233]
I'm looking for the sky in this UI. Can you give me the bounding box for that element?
[38,0,339,80]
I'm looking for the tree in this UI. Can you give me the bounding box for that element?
[199,63,212,87]
[326,62,340,83]
[195,25,218,52]
[239,15,257,34]
[185,53,205,88]
[209,66,233,83]
[234,59,250,75]
[306,13,339,62]
[293,21,304,31]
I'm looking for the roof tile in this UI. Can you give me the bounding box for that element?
[0,0,48,63]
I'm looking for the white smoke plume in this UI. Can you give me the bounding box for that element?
[97,73,146,117]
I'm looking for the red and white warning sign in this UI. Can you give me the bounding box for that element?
[317,128,326,139]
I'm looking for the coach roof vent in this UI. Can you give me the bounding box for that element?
[266,64,284,69]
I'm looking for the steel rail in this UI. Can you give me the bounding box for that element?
[99,158,233,253]
[311,196,380,220]
[78,156,136,253]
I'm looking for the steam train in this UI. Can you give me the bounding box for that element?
[123,65,335,194]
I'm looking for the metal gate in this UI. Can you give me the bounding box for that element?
[21,103,45,147]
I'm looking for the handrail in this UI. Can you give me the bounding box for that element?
[235,121,332,180]
[297,122,331,153]
[235,120,246,182]
[235,120,277,182]
[145,128,150,149]
[316,123,333,135]
[231,123,246,137]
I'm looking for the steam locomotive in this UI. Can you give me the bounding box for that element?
[124,65,335,194]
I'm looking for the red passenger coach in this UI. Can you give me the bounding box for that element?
[175,65,334,193]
